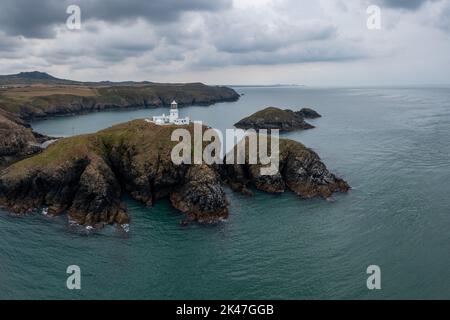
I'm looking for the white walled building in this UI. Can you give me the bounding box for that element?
[151,100,190,125]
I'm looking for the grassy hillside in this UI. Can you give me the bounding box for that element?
[0,72,240,119]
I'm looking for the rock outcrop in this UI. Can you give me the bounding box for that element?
[0,121,229,226]
[0,120,349,228]
[220,138,349,199]
[0,110,50,168]
[234,107,317,132]
[296,107,321,119]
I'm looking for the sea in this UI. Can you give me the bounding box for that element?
[1,86,449,299]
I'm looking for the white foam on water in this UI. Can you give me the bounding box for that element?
[121,223,130,233]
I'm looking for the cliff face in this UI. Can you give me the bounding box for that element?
[0,110,48,168]
[1,83,240,120]
[0,120,349,228]
[234,107,316,131]
[221,139,349,198]
[0,112,37,156]
[295,108,321,119]
[0,136,122,225]
[0,121,229,226]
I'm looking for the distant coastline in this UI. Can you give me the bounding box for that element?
[229,84,306,88]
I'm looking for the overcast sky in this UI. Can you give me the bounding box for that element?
[0,0,450,86]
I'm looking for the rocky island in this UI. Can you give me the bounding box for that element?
[234,106,321,131]
[0,120,349,228]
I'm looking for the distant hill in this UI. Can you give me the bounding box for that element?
[0,71,157,86]
[0,71,82,86]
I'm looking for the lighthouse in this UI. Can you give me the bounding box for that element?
[149,99,190,125]
[169,100,179,123]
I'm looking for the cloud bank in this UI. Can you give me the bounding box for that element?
[0,0,449,85]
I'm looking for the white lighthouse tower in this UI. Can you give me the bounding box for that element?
[149,99,190,125]
[169,100,179,123]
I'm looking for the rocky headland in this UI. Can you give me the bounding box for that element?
[0,110,52,169]
[0,121,229,226]
[0,71,239,166]
[0,72,240,121]
[0,120,349,228]
[234,106,321,132]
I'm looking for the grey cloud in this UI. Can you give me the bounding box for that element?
[95,42,156,62]
[207,8,338,55]
[0,0,231,38]
[0,32,24,52]
[378,0,432,10]
[234,49,363,66]
[0,0,66,38]
[193,41,366,69]
[214,25,336,54]
[38,22,157,64]
[79,0,231,23]
[0,0,425,77]
[437,1,450,33]
[151,45,186,62]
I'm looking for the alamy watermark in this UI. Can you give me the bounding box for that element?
[366,265,381,290]
[66,5,81,30]
[367,5,381,30]
[66,265,81,290]
[171,122,280,176]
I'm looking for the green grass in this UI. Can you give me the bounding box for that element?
[6,135,94,175]
[241,107,296,121]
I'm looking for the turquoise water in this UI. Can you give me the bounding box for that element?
[1,87,450,299]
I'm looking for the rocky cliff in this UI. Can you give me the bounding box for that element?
[220,138,349,198]
[234,107,319,131]
[0,110,50,168]
[295,107,321,119]
[0,120,349,228]
[12,84,240,120]
[0,72,240,165]
[0,121,229,226]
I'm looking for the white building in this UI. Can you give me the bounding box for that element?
[150,100,190,125]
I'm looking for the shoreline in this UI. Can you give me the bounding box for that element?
[20,95,241,123]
